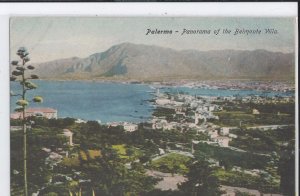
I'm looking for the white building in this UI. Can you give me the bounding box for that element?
[223,96,236,101]
[159,148,165,155]
[252,109,260,115]
[152,119,167,130]
[220,127,230,136]
[63,129,74,146]
[162,122,178,131]
[75,119,87,123]
[156,98,171,105]
[194,112,208,125]
[190,101,199,108]
[248,125,287,131]
[208,105,216,111]
[208,129,219,139]
[212,136,231,147]
[220,127,238,136]
[123,123,138,132]
[228,133,238,139]
[196,127,206,134]
[107,122,123,127]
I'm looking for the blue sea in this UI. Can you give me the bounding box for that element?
[10,80,293,123]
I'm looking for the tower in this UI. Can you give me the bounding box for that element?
[195,113,199,125]
[63,129,74,146]
[191,141,195,154]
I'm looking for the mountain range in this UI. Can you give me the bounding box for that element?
[32,42,295,80]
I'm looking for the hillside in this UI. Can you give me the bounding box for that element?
[33,43,295,80]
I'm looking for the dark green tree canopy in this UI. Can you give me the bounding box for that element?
[179,160,222,196]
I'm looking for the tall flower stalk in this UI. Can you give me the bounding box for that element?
[10,47,42,196]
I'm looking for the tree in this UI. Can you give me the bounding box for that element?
[179,160,221,196]
[219,159,233,171]
[278,141,295,196]
[10,47,42,196]
[56,146,158,196]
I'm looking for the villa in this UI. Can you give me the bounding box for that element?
[10,107,58,119]
[123,123,138,132]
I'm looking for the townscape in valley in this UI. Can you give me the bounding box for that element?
[11,80,295,196]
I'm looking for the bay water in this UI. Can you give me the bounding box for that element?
[10,80,292,123]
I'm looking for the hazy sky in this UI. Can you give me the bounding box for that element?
[10,17,295,63]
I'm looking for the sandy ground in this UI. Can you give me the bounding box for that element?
[221,185,283,196]
[146,170,283,196]
[146,170,187,190]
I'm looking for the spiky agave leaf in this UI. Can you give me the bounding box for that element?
[11,61,19,66]
[18,47,27,53]
[16,66,25,71]
[17,47,28,58]
[23,56,30,62]
[16,99,29,107]
[23,51,29,57]
[25,81,37,89]
[27,65,35,70]
[17,47,27,54]
[33,96,43,103]
[12,70,22,76]
[31,74,39,79]
[14,106,24,112]
[10,76,17,81]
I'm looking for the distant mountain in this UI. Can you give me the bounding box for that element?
[33,43,295,80]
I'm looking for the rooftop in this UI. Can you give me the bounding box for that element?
[26,107,57,113]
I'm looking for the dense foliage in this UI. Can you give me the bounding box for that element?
[10,98,295,196]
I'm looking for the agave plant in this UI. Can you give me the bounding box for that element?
[10,47,42,196]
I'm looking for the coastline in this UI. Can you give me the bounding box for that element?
[30,79,295,93]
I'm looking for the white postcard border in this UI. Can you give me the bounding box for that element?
[0,3,298,196]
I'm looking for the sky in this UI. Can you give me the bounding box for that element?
[10,17,296,63]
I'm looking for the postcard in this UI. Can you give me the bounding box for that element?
[8,16,297,196]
